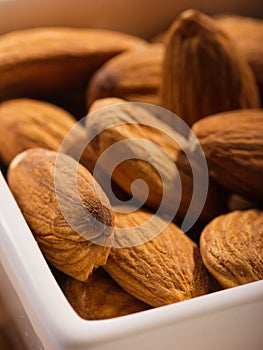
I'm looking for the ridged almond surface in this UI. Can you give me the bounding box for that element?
[105,209,209,307]
[161,9,260,126]
[64,269,150,320]
[7,148,114,281]
[88,97,126,114]
[85,102,226,221]
[192,109,263,202]
[200,210,263,288]
[216,15,263,97]
[86,44,163,107]
[0,27,146,100]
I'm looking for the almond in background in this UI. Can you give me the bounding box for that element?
[0,27,146,100]
[0,99,77,165]
[192,109,263,203]
[216,15,263,98]
[86,44,163,107]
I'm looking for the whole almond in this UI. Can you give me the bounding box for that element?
[86,44,163,107]
[161,9,260,126]
[216,15,263,97]
[7,148,114,281]
[104,209,209,307]
[85,102,226,222]
[0,27,146,100]
[192,109,263,202]
[63,268,150,320]
[0,98,97,174]
[200,209,263,288]
[0,99,77,164]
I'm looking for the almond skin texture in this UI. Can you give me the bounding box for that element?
[85,102,226,222]
[88,97,126,114]
[161,9,260,126]
[86,44,163,107]
[0,98,96,173]
[0,99,77,165]
[7,148,114,281]
[216,15,263,97]
[104,209,209,307]
[200,210,263,288]
[192,109,263,202]
[0,27,146,100]
[63,269,150,320]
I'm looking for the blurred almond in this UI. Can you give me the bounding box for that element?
[64,269,150,320]
[89,97,126,114]
[0,98,97,173]
[0,27,146,100]
[192,109,263,202]
[0,99,77,164]
[216,15,263,97]
[227,194,257,212]
[86,44,163,107]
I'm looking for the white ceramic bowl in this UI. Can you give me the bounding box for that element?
[0,1,262,349]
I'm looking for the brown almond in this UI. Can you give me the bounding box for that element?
[86,44,163,107]
[104,209,209,307]
[216,15,263,97]
[63,268,150,320]
[85,102,226,222]
[192,109,263,202]
[88,97,126,114]
[0,99,77,164]
[161,9,260,126]
[0,98,97,174]
[200,209,263,288]
[0,27,146,100]
[7,148,114,281]
[227,194,257,212]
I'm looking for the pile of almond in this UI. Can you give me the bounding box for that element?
[0,9,262,320]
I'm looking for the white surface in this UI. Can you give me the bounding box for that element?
[0,1,263,349]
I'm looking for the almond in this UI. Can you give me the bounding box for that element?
[216,15,263,97]
[85,102,226,222]
[0,27,146,100]
[86,44,163,107]
[161,9,260,126]
[63,268,150,320]
[88,97,126,114]
[192,109,263,202]
[104,209,209,307]
[0,99,77,164]
[7,148,114,281]
[227,194,257,212]
[0,98,97,174]
[200,209,263,288]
